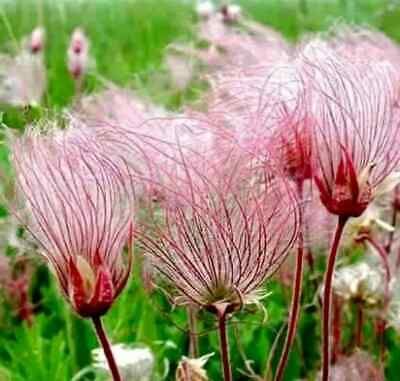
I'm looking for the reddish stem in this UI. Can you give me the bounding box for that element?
[274,183,305,381]
[92,316,122,381]
[217,307,232,381]
[321,216,347,381]
[332,296,342,363]
[376,318,387,365]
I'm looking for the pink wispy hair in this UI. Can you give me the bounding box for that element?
[163,13,289,92]
[73,85,167,128]
[197,8,290,68]
[138,154,300,310]
[201,61,315,185]
[12,126,134,318]
[324,25,400,68]
[73,86,233,204]
[299,41,400,217]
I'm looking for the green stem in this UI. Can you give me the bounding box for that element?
[187,305,199,358]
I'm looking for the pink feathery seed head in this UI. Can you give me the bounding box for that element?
[12,126,134,318]
[29,27,45,54]
[299,41,400,218]
[68,28,89,80]
[325,25,400,69]
[197,10,289,74]
[206,63,312,185]
[268,103,314,184]
[138,157,300,313]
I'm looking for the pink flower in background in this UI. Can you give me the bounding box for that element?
[300,42,400,218]
[0,27,46,106]
[28,27,45,54]
[12,127,134,318]
[68,28,90,81]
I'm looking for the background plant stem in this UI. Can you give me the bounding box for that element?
[274,181,304,381]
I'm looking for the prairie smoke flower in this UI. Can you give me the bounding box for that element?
[13,126,134,381]
[93,345,154,381]
[75,97,225,204]
[68,28,90,90]
[12,127,134,319]
[301,42,400,218]
[299,41,400,381]
[28,27,45,54]
[139,157,299,380]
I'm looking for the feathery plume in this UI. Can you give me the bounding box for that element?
[299,40,400,381]
[12,126,134,318]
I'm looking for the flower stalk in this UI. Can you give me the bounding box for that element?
[274,181,305,381]
[216,303,232,381]
[92,316,122,381]
[187,306,199,358]
[322,215,347,381]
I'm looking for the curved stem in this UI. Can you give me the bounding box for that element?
[274,181,305,381]
[92,316,122,381]
[217,307,232,381]
[321,216,347,381]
